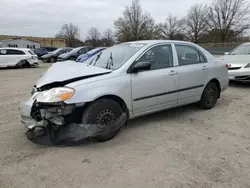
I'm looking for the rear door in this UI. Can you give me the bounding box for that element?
[6,49,26,66]
[173,44,208,104]
[0,49,7,67]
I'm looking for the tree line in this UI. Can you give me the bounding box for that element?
[56,0,250,47]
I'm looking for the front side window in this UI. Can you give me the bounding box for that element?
[175,45,206,66]
[84,43,145,70]
[137,44,173,70]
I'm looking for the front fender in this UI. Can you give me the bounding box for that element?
[64,75,132,110]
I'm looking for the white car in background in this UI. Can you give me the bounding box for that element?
[219,43,250,82]
[0,48,38,68]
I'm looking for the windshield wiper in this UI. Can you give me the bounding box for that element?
[105,52,113,70]
[89,52,102,66]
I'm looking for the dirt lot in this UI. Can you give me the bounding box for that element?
[0,63,249,188]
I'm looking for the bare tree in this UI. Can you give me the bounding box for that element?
[86,27,101,47]
[114,0,156,42]
[102,29,115,46]
[56,23,81,47]
[208,0,250,42]
[185,4,209,43]
[158,15,185,40]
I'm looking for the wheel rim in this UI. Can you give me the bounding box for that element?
[205,87,216,105]
[95,109,116,126]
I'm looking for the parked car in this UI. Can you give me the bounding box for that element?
[76,47,107,63]
[33,48,48,59]
[19,40,229,144]
[41,47,73,62]
[0,48,38,68]
[57,46,93,61]
[219,43,250,82]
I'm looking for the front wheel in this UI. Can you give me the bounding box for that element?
[81,99,124,142]
[49,57,56,63]
[199,82,219,109]
[70,57,76,61]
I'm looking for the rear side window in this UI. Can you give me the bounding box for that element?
[175,45,207,66]
[6,49,25,55]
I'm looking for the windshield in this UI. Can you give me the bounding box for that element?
[68,47,83,54]
[52,48,63,54]
[84,43,145,70]
[230,45,250,55]
[87,48,105,55]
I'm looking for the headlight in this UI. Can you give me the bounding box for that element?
[33,87,74,103]
[245,63,250,68]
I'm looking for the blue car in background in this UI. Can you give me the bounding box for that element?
[76,47,106,63]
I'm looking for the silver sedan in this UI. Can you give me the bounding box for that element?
[19,40,229,144]
[219,43,250,82]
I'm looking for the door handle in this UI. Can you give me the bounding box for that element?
[202,66,208,70]
[169,70,178,75]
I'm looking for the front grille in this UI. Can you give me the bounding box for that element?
[229,67,241,70]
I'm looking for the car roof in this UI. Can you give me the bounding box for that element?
[123,40,195,45]
[0,47,31,51]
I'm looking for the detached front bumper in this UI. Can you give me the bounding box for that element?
[19,97,78,143]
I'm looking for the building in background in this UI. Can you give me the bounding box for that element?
[0,35,66,48]
[0,38,40,49]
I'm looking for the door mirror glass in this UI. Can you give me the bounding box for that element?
[224,52,230,55]
[132,61,151,72]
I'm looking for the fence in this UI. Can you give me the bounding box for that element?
[199,42,245,55]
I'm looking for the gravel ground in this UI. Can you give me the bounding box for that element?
[0,63,249,188]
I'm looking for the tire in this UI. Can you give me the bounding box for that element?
[81,99,124,142]
[199,82,219,109]
[70,57,76,61]
[49,57,56,63]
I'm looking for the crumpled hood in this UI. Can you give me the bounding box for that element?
[35,61,112,88]
[218,55,250,65]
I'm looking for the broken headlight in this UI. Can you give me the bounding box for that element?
[33,87,75,103]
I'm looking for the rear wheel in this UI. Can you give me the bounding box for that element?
[81,99,124,142]
[199,82,219,109]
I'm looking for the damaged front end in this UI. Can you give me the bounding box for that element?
[20,99,127,146]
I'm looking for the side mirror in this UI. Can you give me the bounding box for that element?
[224,52,230,55]
[132,61,151,72]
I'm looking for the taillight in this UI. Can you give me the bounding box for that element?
[225,64,229,69]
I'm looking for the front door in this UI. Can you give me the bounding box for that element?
[173,44,209,104]
[131,44,179,116]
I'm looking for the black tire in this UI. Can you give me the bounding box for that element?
[81,99,124,142]
[199,82,219,109]
[70,57,76,61]
[49,57,56,63]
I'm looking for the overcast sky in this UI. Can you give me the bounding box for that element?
[0,0,211,40]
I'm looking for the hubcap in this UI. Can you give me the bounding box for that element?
[95,109,116,126]
[205,88,215,104]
